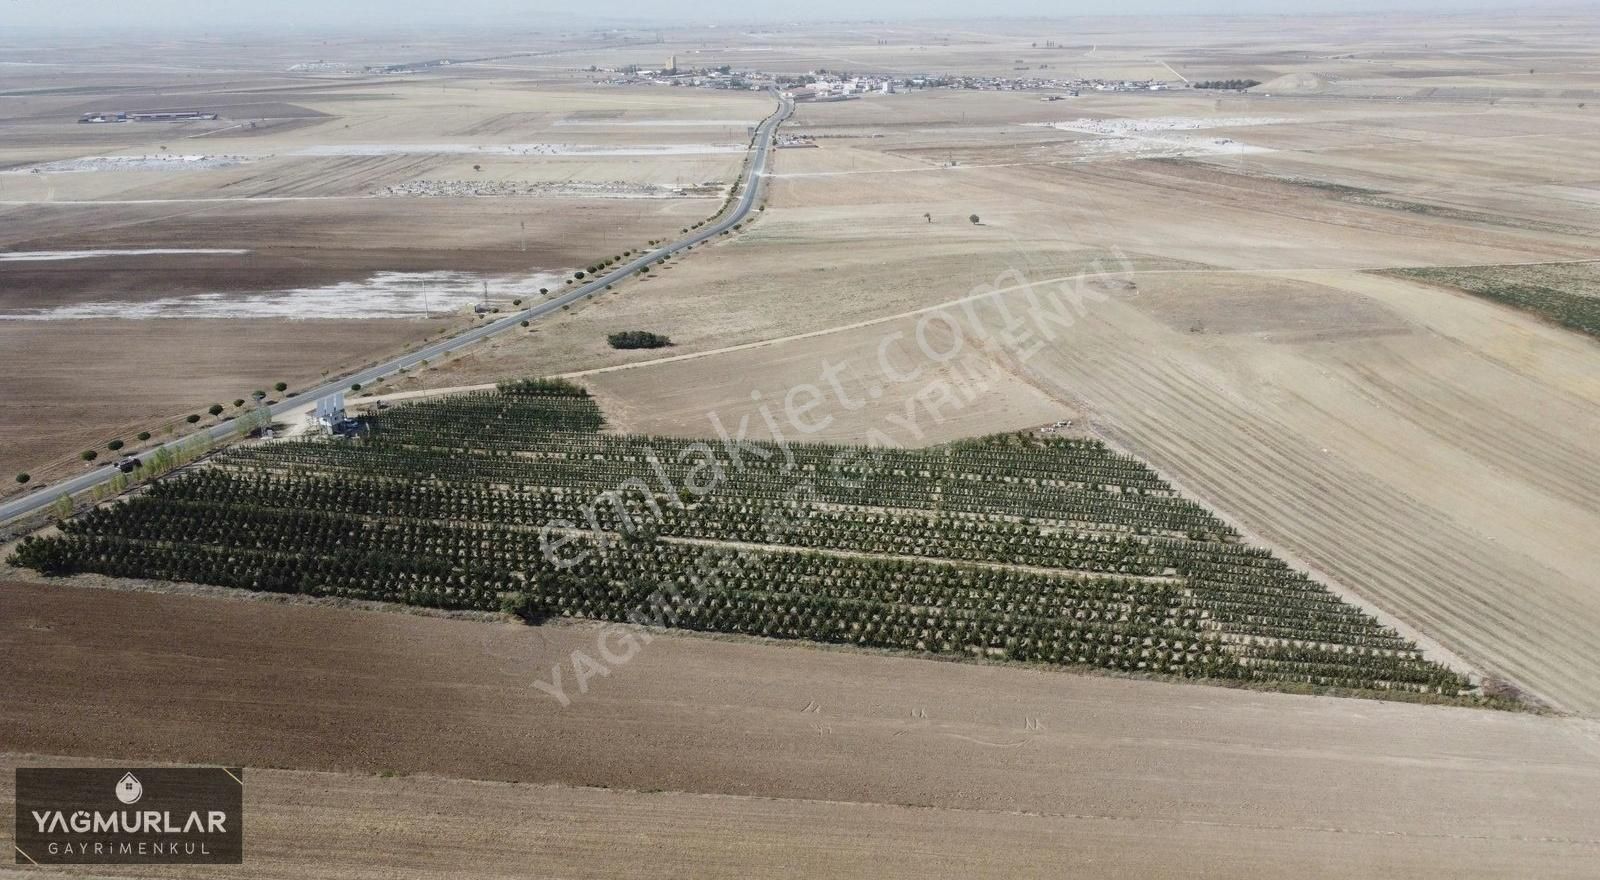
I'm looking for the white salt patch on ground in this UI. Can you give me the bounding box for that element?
[551,119,755,127]
[0,249,249,262]
[290,143,743,157]
[1029,116,1292,160]
[1042,116,1294,135]
[1072,135,1273,158]
[2,154,252,174]
[0,270,570,321]
[372,179,720,199]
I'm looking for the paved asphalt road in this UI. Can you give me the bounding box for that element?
[0,94,794,525]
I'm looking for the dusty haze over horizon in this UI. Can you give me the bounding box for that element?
[5,0,1596,32]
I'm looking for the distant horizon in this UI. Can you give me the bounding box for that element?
[5,0,1599,35]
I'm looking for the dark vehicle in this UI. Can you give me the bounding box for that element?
[331,419,368,438]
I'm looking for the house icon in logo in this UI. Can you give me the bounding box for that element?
[116,772,143,805]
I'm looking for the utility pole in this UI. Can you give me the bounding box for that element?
[420,276,431,319]
[482,280,489,309]
[520,220,527,253]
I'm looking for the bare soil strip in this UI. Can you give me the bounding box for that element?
[1,581,1597,879]
[2,752,1597,880]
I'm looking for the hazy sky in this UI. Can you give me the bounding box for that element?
[3,0,1581,30]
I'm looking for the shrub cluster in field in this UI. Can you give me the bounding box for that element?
[11,390,1472,701]
[607,330,672,350]
[1385,263,1600,339]
[496,377,591,398]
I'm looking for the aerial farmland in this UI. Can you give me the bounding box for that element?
[2,8,1599,878]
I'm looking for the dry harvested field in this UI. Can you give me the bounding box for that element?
[0,316,457,484]
[2,581,1599,878]
[0,41,773,492]
[390,18,1600,719]
[1382,260,1600,339]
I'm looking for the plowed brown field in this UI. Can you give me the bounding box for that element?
[2,582,1599,878]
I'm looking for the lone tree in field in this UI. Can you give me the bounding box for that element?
[185,414,201,424]
[137,431,151,441]
[969,214,981,225]
[15,473,28,485]
[80,450,98,462]
[107,439,124,451]
[274,382,288,393]
[208,404,225,416]
[924,212,932,223]
[607,330,672,350]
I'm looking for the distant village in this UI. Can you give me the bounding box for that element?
[597,56,1188,100]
